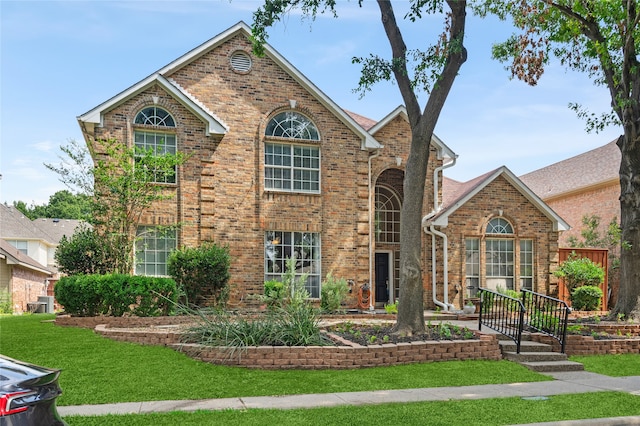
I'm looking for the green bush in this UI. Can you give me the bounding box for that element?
[320,273,349,313]
[262,279,285,308]
[55,274,178,317]
[553,255,605,293]
[55,225,112,275]
[167,242,231,307]
[571,285,604,311]
[0,291,13,314]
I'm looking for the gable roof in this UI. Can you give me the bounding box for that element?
[0,239,52,275]
[434,166,569,231]
[78,22,380,150]
[520,139,621,200]
[0,204,54,242]
[34,218,85,244]
[368,106,457,160]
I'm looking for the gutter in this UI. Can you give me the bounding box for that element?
[367,148,382,311]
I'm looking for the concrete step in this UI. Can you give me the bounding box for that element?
[520,360,585,373]
[499,340,552,353]
[503,351,568,363]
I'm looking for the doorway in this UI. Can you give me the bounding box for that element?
[375,252,392,306]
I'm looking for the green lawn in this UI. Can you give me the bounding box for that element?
[1,314,549,406]
[64,392,640,426]
[571,353,640,376]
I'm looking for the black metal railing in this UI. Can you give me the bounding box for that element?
[521,289,571,353]
[477,288,526,353]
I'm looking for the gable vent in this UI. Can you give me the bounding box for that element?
[230,51,252,73]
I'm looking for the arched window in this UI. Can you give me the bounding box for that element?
[486,217,513,234]
[375,185,401,244]
[133,106,177,184]
[134,106,175,127]
[266,111,319,140]
[264,111,320,193]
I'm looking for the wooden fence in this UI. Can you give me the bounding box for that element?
[558,248,608,310]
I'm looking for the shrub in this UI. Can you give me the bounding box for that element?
[55,225,112,275]
[320,274,349,313]
[553,255,605,293]
[168,242,231,307]
[262,279,285,308]
[0,291,13,314]
[55,274,178,317]
[571,285,604,311]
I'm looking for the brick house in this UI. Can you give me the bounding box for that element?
[77,22,568,310]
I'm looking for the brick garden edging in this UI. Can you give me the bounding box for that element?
[90,322,502,369]
[530,333,640,355]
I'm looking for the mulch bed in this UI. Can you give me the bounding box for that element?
[326,322,476,346]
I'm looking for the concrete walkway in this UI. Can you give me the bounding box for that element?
[59,371,640,424]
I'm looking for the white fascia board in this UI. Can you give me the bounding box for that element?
[77,74,227,135]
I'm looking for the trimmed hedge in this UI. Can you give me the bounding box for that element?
[55,274,178,317]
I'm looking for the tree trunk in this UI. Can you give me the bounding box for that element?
[614,134,640,320]
[395,130,432,335]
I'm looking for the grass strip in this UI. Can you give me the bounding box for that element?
[63,392,640,426]
[570,353,640,377]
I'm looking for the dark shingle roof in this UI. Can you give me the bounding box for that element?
[519,139,620,199]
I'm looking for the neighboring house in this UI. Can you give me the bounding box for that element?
[520,139,621,248]
[0,203,84,312]
[77,22,568,310]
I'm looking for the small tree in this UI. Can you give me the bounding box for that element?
[47,138,186,274]
[55,225,111,275]
[167,242,231,307]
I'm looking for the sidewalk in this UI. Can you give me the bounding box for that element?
[58,371,640,424]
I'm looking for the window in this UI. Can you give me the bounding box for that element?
[134,107,175,127]
[266,111,319,140]
[7,240,28,255]
[375,185,401,244]
[265,231,321,298]
[265,143,320,193]
[134,107,177,184]
[465,238,480,296]
[486,239,514,290]
[135,226,176,276]
[520,239,534,290]
[134,131,177,183]
[487,217,513,234]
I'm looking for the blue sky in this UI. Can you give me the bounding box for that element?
[1,0,621,206]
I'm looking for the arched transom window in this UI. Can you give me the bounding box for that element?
[266,111,319,140]
[134,106,176,127]
[375,185,401,244]
[486,217,513,234]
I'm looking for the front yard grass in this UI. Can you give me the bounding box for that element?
[570,353,640,376]
[2,314,550,406]
[64,392,640,426]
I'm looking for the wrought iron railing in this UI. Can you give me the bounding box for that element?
[477,288,525,353]
[521,289,571,353]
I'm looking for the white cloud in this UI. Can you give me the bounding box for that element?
[32,140,56,152]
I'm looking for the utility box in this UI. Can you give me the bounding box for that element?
[38,296,54,314]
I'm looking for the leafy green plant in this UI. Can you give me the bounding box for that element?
[553,255,605,293]
[168,242,231,307]
[571,285,603,311]
[0,291,13,314]
[320,273,349,313]
[384,301,398,314]
[530,309,560,334]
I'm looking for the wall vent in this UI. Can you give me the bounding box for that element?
[230,51,252,73]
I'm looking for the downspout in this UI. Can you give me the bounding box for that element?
[423,154,457,311]
[367,149,382,311]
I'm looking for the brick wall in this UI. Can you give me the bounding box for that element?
[442,176,560,306]
[9,266,48,314]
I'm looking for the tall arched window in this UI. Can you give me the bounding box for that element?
[264,111,320,193]
[485,217,514,290]
[133,106,177,184]
[375,185,401,244]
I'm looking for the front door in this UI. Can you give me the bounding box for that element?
[375,252,390,305]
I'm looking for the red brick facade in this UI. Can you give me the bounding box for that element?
[79,24,565,310]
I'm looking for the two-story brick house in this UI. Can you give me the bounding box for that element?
[77,22,568,310]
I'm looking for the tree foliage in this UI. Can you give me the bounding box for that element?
[47,138,186,274]
[252,0,468,334]
[475,0,640,319]
[12,190,91,221]
[55,225,111,275]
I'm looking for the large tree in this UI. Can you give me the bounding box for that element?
[252,0,467,334]
[476,0,640,320]
[12,190,91,221]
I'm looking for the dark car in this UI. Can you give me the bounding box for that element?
[0,355,67,426]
